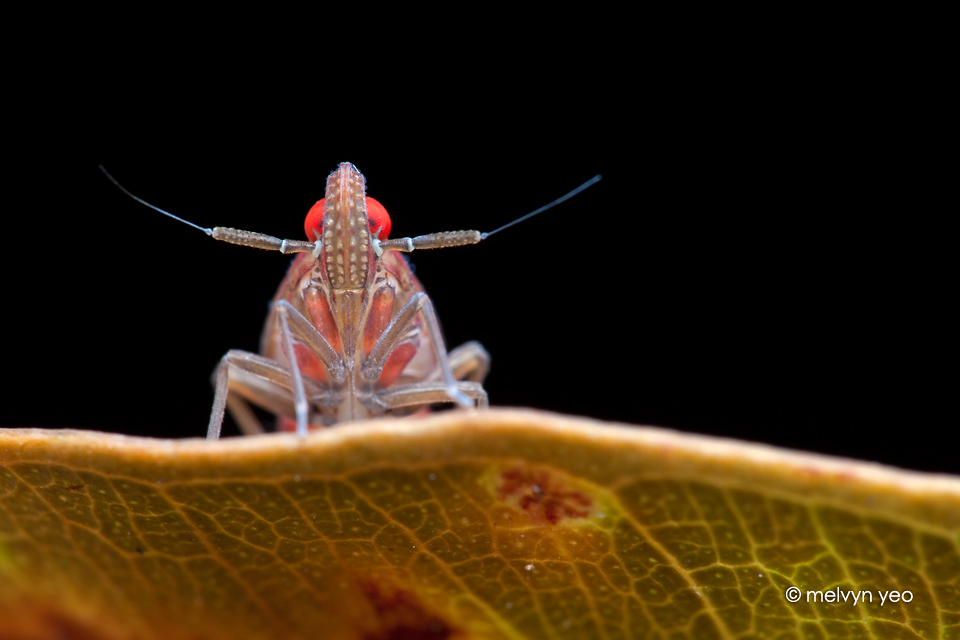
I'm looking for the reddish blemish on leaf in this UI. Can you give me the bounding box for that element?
[359,581,458,640]
[0,606,110,640]
[497,466,593,524]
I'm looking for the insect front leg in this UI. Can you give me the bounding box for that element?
[207,350,334,440]
[273,299,349,437]
[364,341,490,414]
[361,292,473,408]
[273,300,344,383]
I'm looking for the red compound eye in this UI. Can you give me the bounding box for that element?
[366,197,391,240]
[303,199,325,241]
[302,197,392,241]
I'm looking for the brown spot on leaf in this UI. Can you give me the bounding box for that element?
[65,484,85,491]
[359,581,459,640]
[497,466,593,524]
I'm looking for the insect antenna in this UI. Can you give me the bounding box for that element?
[100,165,315,254]
[99,165,214,235]
[377,173,602,253]
[102,166,601,256]
[480,174,602,239]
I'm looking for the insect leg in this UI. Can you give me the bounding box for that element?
[365,381,488,414]
[224,395,265,436]
[361,292,472,408]
[438,341,490,383]
[275,303,310,438]
[273,300,344,383]
[207,350,331,440]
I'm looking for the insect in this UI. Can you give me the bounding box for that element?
[101,163,600,440]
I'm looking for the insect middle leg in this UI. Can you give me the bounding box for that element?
[439,341,490,383]
[367,381,488,414]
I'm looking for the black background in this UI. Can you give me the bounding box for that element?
[4,48,955,475]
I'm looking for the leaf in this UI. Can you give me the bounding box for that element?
[1,409,958,640]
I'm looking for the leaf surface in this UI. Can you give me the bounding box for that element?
[1,409,958,640]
